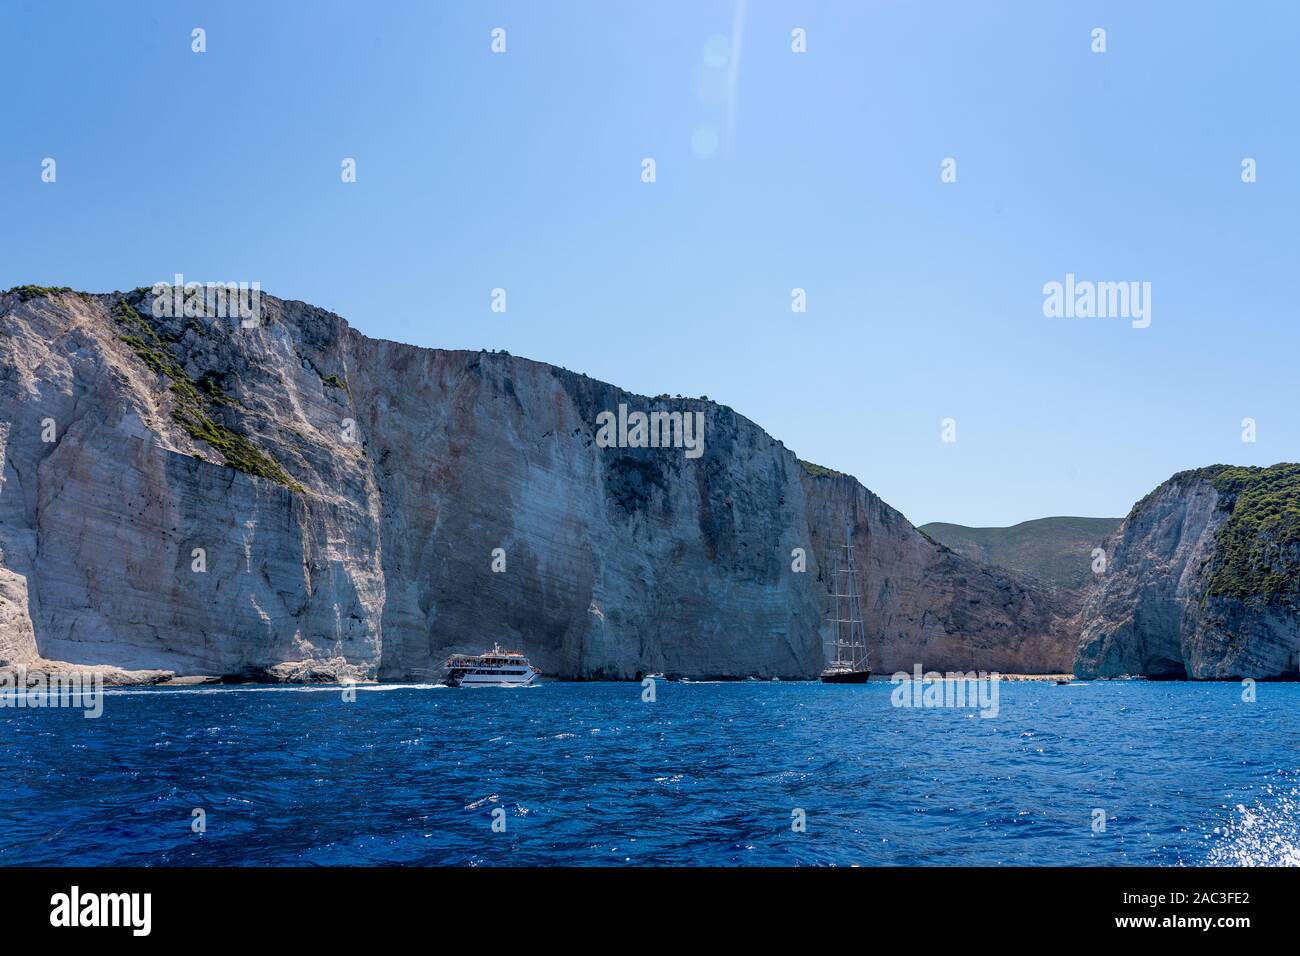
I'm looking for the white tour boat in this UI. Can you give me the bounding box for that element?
[443,644,541,687]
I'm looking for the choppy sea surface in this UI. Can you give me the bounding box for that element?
[2,679,1297,866]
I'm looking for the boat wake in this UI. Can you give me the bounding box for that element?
[1204,785,1300,866]
[93,682,449,697]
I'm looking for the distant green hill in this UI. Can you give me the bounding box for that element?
[918,517,1122,591]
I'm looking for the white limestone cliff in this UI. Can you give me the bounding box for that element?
[0,287,1075,682]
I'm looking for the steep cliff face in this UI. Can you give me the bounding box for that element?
[0,288,385,683]
[1074,466,1300,679]
[0,287,1075,681]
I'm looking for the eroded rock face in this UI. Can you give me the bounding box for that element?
[0,291,384,682]
[0,288,1075,681]
[1074,470,1300,679]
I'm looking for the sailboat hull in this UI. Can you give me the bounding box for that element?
[820,669,871,684]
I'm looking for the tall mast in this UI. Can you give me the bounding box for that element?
[847,525,866,669]
[833,534,843,664]
[825,523,868,670]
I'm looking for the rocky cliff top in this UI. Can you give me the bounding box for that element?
[1141,464,1300,605]
[1074,463,1300,679]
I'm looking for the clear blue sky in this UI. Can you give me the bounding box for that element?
[3,1,1296,526]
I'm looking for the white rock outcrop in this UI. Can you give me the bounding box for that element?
[0,288,1075,681]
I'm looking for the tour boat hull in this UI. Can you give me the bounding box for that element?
[452,670,538,688]
[820,669,871,684]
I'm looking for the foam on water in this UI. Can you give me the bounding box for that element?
[1205,786,1300,867]
[97,682,449,697]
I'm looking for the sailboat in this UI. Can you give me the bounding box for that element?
[820,525,871,684]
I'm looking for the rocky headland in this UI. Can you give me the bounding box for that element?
[1074,464,1300,680]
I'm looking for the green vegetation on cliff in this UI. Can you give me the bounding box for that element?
[113,299,300,491]
[920,516,1121,591]
[799,459,846,480]
[1192,464,1300,602]
[4,285,94,303]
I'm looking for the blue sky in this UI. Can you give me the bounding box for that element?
[3,1,1296,526]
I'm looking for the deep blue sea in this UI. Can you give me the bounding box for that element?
[2,680,1297,866]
